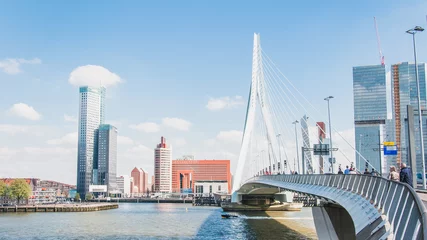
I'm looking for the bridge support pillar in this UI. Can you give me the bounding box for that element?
[274,191,293,203]
[312,205,355,240]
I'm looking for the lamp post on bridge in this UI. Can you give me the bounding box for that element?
[324,96,335,174]
[406,26,426,189]
[292,120,300,174]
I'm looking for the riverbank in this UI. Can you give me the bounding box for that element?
[91,198,193,204]
[0,203,118,213]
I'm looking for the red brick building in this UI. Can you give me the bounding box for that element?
[171,160,231,193]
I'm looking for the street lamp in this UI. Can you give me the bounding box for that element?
[292,120,300,174]
[407,26,426,189]
[324,96,334,173]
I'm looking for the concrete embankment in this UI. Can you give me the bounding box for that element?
[0,203,118,213]
[90,198,192,203]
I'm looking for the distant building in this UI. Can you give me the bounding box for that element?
[154,137,172,193]
[353,65,392,174]
[194,181,228,195]
[392,62,427,174]
[316,122,326,174]
[116,175,131,197]
[77,86,106,197]
[131,167,149,194]
[171,160,231,193]
[0,178,76,204]
[97,124,118,194]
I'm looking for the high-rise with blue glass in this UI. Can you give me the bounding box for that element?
[392,62,427,174]
[77,86,106,197]
[353,65,392,174]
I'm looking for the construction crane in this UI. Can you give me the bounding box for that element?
[374,17,385,66]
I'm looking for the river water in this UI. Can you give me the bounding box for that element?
[0,203,317,239]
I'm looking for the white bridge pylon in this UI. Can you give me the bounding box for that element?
[232,33,279,193]
[231,33,375,195]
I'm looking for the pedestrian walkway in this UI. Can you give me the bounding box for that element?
[416,191,427,208]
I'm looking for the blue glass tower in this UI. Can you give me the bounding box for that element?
[353,65,392,174]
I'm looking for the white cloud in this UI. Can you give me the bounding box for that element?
[0,146,77,184]
[206,96,244,111]
[117,136,134,145]
[47,132,78,145]
[216,130,243,143]
[0,58,41,75]
[68,65,122,87]
[171,138,187,147]
[129,122,160,133]
[0,124,30,135]
[8,103,42,120]
[64,114,77,123]
[162,117,191,131]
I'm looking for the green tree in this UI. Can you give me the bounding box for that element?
[74,193,80,202]
[0,181,7,204]
[85,193,93,201]
[10,179,31,205]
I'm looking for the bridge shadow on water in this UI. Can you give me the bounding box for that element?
[195,208,317,240]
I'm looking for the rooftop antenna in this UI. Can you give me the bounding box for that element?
[374,17,385,66]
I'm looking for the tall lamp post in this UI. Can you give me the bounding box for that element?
[292,120,300,174]
[324,96,335,173]
[407,26,426,189]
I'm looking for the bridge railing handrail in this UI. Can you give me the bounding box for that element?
[246,174,427,239]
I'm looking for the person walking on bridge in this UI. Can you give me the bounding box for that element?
[389,166,399,181]
[400,163,413,187]
[344,166,350,174]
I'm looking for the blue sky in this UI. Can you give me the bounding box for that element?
[1,0,427,184]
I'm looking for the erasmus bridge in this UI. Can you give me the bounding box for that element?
[230,33,427,240]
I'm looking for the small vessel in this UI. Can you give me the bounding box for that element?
[221,213,238,219]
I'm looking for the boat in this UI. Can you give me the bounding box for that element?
[221,213,238,219]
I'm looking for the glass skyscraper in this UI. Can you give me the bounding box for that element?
[77,86,106,197]
[392,62,427,174]
[97,124,118,194]
[353,65,392,174]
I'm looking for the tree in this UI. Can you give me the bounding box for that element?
[85,193,93,201]
[74,193,80,202]
[0,181,7,204]
[10,179,31,205]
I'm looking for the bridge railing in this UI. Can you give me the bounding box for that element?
[250,174,427,240]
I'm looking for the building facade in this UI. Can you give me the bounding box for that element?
[171,160,231,193]
[392,62,427,174]
[116,175,131,197]
[97,124,118,194]
[131,167,148,194]
[154,137,172,193]
[353,65,392,174]
[194,181,228,195]
[316,122,326,174]
[76,86,106,197]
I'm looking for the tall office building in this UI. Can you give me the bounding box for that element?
[353,65,392,174]
[76,86,106,197]
[97,124,118,194]
[392,62,427,173]
[154,137,172,193]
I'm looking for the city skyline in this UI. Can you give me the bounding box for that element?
[1,1,427,184]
